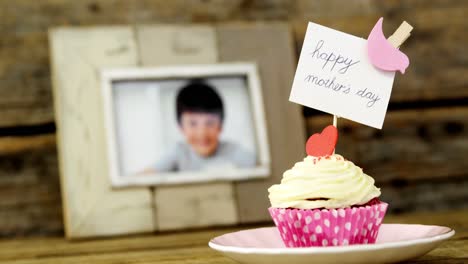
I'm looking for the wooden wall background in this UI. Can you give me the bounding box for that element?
[0,0,466,237]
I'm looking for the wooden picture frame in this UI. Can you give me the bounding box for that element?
[101,63,271,187]
[49,23,305,238]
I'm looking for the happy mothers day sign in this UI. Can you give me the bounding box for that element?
[290,22,396,129]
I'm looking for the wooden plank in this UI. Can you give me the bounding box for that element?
[154,183,238,231]
[293,0,467,20]
[135,25,238,231]
[49,27,154,238]
[306,107,468,183]
[0,135,55,155]
[3,243,467,264]
[0,32,54,127]
[2,242,467,264]
[0,247,237,264]
[137,25,218,66]
[217,22,306,223]
[0,135,62,237]
[411,240,468,264]
[1,231,465,263]
[0,227,250,261]
[0,205,62,238]
[382,177,468,214]
[1,1,466,35]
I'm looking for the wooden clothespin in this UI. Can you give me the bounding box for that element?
[387,21,413,48]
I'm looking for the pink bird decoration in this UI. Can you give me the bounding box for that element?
[367,17,410,74]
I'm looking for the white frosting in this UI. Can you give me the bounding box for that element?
[268,154,381,209]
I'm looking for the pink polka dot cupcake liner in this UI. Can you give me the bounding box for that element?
[268,201,388,247]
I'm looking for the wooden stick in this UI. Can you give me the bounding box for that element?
[388,21,413,48]
[333,115,338,128]
[333,115,339,154]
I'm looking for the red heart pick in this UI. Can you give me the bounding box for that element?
[306,125,338,157]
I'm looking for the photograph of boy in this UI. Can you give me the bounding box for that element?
[142,80,256,173]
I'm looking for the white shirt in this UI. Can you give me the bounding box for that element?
[155,141,256,172]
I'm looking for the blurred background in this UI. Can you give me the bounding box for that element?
[0,0,466,237]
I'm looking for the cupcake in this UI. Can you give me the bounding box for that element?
[268,125,387,247]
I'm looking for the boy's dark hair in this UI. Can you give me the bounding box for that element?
[176,80,224,124]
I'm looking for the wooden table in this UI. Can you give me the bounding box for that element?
[0,210,466,263]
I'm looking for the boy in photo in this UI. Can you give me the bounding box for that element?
[142,80,256,173]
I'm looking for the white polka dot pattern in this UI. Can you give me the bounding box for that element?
[268,202,388,247]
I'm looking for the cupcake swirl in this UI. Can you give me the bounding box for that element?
[268,154,381,209]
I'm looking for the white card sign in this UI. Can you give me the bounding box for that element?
[290,22,396,129]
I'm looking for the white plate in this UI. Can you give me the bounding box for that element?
[209,224,454,264]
